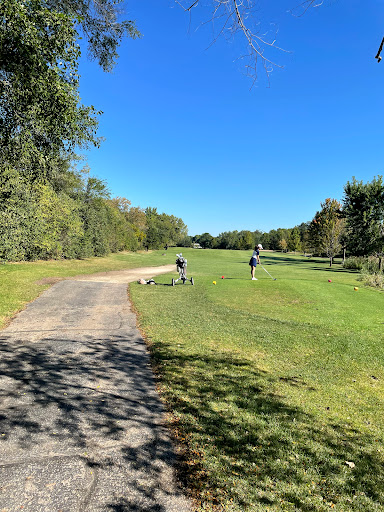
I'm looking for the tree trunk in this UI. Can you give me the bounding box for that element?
[329,256,332,267]
[379,257,382,272]
[343,247,346,264]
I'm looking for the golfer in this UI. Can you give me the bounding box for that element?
[250,244,262,280]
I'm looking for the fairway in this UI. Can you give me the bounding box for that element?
[130,248,384,511]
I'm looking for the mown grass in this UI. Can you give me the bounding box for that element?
[0,250,170,328]
[130,249,384,511]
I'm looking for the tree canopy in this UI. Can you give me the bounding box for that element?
[0,0,101,180]
[309,198,345,267]
[343,176,384,265]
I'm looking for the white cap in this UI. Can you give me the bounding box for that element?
[257,244,263,249]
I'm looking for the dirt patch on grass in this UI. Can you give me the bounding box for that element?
[35,265,175,285]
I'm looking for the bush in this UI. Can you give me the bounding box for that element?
[344,256,382,273]
[362,257,381,274]
[360,271,384,289]
[343,256,366,270]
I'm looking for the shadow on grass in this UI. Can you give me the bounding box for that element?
[150,346,384,511]
[308,266,360,274]
[240,254,360,276]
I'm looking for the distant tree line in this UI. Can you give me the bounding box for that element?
[193,176,384,270]
[192,226,309,253]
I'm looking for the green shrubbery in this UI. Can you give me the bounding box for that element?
[360,271,384,289]
[343,256,366,270]
[343,256,383,289]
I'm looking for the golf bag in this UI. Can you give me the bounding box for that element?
[172,254,194,286]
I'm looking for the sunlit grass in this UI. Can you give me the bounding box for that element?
[0,250,171,328]
[130,248,384,511]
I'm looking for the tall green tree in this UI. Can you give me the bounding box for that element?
[195,232,214,249]
[343,176,384,269]
[287,227,301,253]
[1,0,140,179]
[0,0,101,179]
[144,208,187,249]
[309,198,345,267]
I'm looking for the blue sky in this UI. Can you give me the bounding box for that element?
[78,0,384,236]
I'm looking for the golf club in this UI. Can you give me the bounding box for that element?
[260,264,277,280]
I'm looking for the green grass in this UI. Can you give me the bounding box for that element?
[0,250,171,328]
[130,249,384,511]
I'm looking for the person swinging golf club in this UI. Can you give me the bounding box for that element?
[250,244,262,280]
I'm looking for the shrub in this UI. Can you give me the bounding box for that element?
[360,271,384,289]
[343,256,366,270]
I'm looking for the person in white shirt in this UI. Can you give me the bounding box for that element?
[250,244,262,280]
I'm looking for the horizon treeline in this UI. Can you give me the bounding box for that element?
[192,175,384,270]
[191,225,309,252]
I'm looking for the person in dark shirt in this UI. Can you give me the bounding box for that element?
[250,244,262,280]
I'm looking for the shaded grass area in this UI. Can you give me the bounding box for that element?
[130,249,384,511]
[0,250,172,328]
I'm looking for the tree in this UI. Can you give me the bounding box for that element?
[260,232,270,250]
[195,232,214,249]
[297,222,311,256]
[144,208,188,249]
[215,231,237,249]
[0,0,100,180]
[1,0,141,181]
[176,0,289,83]
[287,227,301,253]
[309,198,346,267]
[176,0,338,83]
[45,0,140,71]
[343,177,384,269]
[279,239,288,252]
[126,206,147,248]
[237,230,254,250]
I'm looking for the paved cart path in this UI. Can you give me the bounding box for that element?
[0,265,191,512]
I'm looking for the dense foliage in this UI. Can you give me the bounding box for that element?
[343,176,384,267]
[0,0,101,180]
[0,165,188,260]
[308,198,346,267]
[0,0,188,261]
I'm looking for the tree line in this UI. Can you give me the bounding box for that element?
[192,225,307,253]
[0,0,189,261]
[0,163,188,261]
[193,175,384,270]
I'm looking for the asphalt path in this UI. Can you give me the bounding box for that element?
[0,265,191,512]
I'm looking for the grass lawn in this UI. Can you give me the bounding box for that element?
[130,248,384,511]
[0,250,170,328]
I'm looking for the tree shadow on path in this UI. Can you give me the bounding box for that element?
[0,328,190,511]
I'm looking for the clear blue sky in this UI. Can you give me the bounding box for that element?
[78,0,384,237]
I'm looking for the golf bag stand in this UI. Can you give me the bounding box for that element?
[172,254,194,286]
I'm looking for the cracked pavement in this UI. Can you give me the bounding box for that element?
[0,265,191,512]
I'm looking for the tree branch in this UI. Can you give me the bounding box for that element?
[375,37,384,63]
[176,0,289,85]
